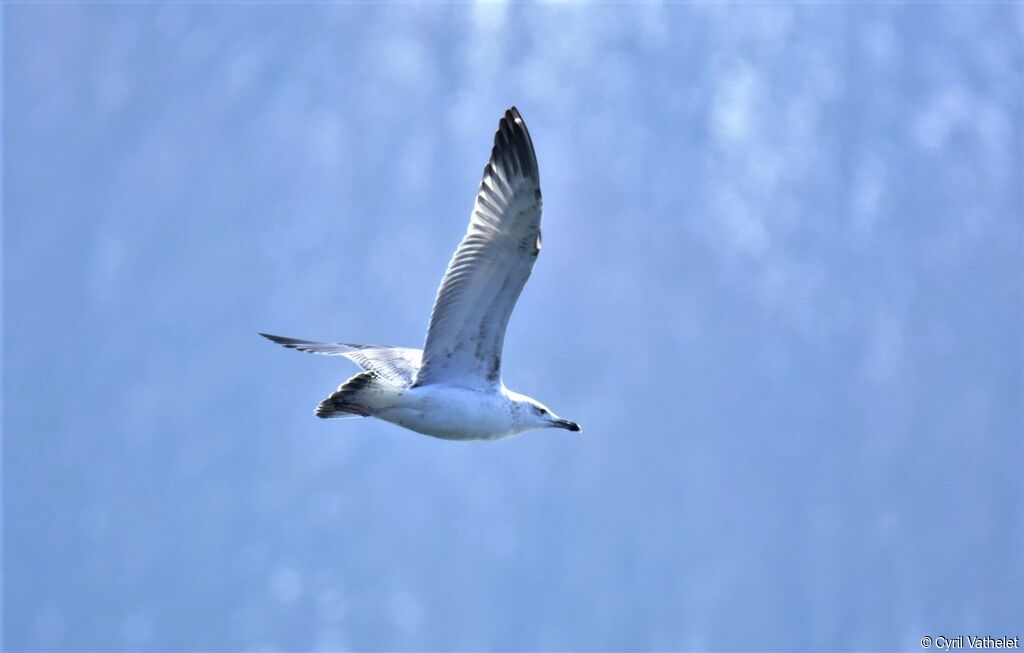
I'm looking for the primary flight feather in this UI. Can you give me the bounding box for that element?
[262,107,580,440]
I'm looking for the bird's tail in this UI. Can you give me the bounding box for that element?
[315,370,399,419]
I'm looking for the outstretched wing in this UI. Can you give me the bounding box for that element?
[413,107,542,389]
[260,333,421,388]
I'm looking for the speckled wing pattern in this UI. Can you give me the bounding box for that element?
[259,333,421,388]
[413,107,543,389]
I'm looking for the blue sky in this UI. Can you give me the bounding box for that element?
[4,3,1022,650]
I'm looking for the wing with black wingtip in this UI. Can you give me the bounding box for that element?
[260,333,421,388]
[413,107,543,389]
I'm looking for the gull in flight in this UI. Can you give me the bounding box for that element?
[262,107,581,440]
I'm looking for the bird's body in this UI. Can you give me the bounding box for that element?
[262,107,580,440]
[358,383,529,441]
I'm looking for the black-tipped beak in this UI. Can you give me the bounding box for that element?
[552,418,582,433]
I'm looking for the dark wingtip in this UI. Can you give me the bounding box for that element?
[505,107,526,133]
[492,105,538,182]
[260,333,312,350]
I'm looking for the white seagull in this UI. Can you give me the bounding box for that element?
[262,107,581,440]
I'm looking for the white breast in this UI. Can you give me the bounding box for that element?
[376,385,516,441]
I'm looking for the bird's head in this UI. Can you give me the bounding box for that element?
[508,391,581,434]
